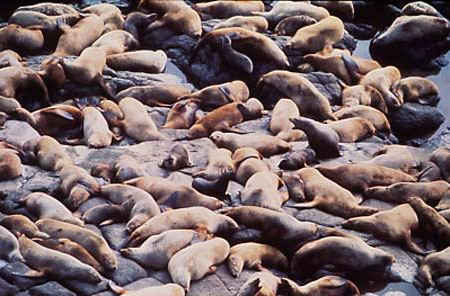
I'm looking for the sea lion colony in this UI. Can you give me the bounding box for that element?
[0,0,449,295]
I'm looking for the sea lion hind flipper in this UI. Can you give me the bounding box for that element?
[108,280,127,295]
[11,269,45,278]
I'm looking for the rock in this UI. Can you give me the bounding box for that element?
[292,208,345,226]
[437,276,450,295]
[344,22,378,40]
[188,272,233,296]
[0,275,19,296]
[28,281,76,296]
[63,277,109,296]
[0,261,46,290]
[378,245,418,283]
[101,223,129,251]
[213,264,253,296]
[105,252,148,286]
[0,120,40,148]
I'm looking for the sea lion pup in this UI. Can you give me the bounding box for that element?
[391,77,439,105]
[31,105,83,137]
[291,235,395,280]
[0,147,22,180]
[241,171,289,211]
[342,204,427,255]
[407,196,450,248]
[59,47,114,99]
[121,229,196,270]
[340,84,387,114]
[257,71,335,120]
[360,66,402,109]
[0,215,49,239]
[36,218,117,271]
[274,15,317,36]
[116,83,190,106]
[253,1,329,27]
[288,16,345,53]
[0,50,23,68]
[159,143,192,171]
[118,97,167,142]
[0,225,25,262]
[401,1,439,16]
[82,3,124,33]
[21,135,73,171]
[270,99,304,142]
[187,98,264,139]
[278,149,317,171]
[286,168,378,218]
[58,164,100,210]
[108,281,185,296]
[168,237,230,292]
[162,99,201,129]
[192,148,234,181]
[127,206,238,247]
[311,1,355,20]
[333,106,391,134]
[326,117,376,143]
[20,192,83,226]
[228,242,288,277]
[18,235,102,283]
[238,270,280,296]
[213,16,268,32]
[92,30,139,56]
[317,163,416,192]
[210,131,291,157]
[417,246,450,288]
[52,15,104,56]
[362,145,417,172]
[179,81,249,109]
[279,276,360,296]
[15,2,80,16]
[0,25,45,54]
[124,176,223,210]
[290,117,340,159]
[106,50,167,73]
[194,1,264,19]
[430,147,450,183]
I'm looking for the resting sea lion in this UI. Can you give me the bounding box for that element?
[8,11,80,34]
[0,215,49,239]
[106,50,167,73]
[213,16,268,32]
[235,158,270,186]
[0,50,22,68]
[238,270,280,296]
[31,105,83,137]
[279,276,360,296]
[417,246,450,288]
[340,84,387,113]
[15,2,79,16]
[82,204,125,225]
[359,66,402,108]
[430,147,450,183]
[333,105,391,134]
[92,30,139,56]
[278,149,316,171]
[159,143,192,171]
[416,161,442,182]
[0,225,24,262]
[192,148,234,181]
[82,3,124,33]
[123,11,157,40]
[326,117,376,143]
[362,145,417,172]
[270,99,304,142]
[0,148,22,180]
[0,24,44,54]
[162,99,201,129]
[195,1,264,19]
[311,1,355,20]
[274,15,317,36]
[108,281,185,296]
[116,84,190,106]
[391,77,439,105]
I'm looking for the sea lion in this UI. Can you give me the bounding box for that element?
[391,77,439,105]
[187,98,264,139]
[195,1,265,19]
[317,163,416,192]
[235,158,270,186]
[241,171,289,211]
[21,192,83,226]
[71,106,114,148]
[162,99,201,129]
[291,235,395,279]
[36,218,118,271]
[92,30,139,56]
[52,15,104,56]
[113,155,144,183]
[0,215,49,239]
[416,161,442,182]
[232,147,263,168]
[120,190,161,233]
[288,16,345,53]
[257,71,335,120]
[97,99,124,135]
[118,97,167,142]
[15,2,79,16]
[362,144,417,172]
[430,147,450,183]
[0,148,22,180]
[116,84,190,106]
[168,237,230,292]
[8,11,80,33]
[417,246,450,288]
[108,281,185,296]
[290,117,340,159]
[0,24,45,54]
[106,50,167,73]
[81,204,125,225]
[302,53,359,85]
[274,15,317,36]
[31,105,83,137]
[123,11,157,40]
[279,276,360,296]
[34,237,104,273]
[213,16,268,32]
[38,58,67,91]
[270,99,304,142]
[333,105,391,134]
[127,206,238,247]
[228,242,288,277]
[159,143,192,171]
[192,148,234,181]
[82,3,124,33]
[0,50,23,68]
[18,235,102,283]
[286,167,378,218]
[342,204,427,254]
[238,270,280,296]
[311,1,355,20]
[278,149,317,171]
[360,66,402,108]
[401,1,439,16]
[0,225,24,262]
[121,229,196,270]
[210,131,291,157]
[340,84,387,114]
[326,117,376,143]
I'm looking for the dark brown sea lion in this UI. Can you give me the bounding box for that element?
[116,84,191,106]
[31,105,83,137]
[159,143,192,171]
[123,11,158,40]
[417,246,450,288]
[82,3,124,33]
[162,99,201,129]
[0,24,44,54]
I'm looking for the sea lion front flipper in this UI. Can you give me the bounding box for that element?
[285,199,319,209]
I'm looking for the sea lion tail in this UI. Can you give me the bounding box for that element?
[108,280,127,295]
[342,53,362,84]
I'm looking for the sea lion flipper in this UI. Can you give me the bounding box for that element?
[285,200,319,209]
[220,126,248,134]
[12,269,45,278]
[342,53,362,84]
[108,280,127,294]
[41,109,75,121]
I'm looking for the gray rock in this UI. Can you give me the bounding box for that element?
[188,272,233,296]
[378,245,418,283]
[28,281,76,296]
[63,277,109,296]
[101,223,129,251]
[344,22,377,40]
[0,120,40,147]
[105,252,148,286]
[0,261,46,290]
[0,275,19,296]
[292,208,345,227]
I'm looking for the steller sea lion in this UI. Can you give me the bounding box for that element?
[159,143,192,171]
[213,16,268,32]
[0,24,44,55]
[108,281,185,295]
[238,270,280,296]
[0,50,22,68]
[0,148,22,180]
[195,1,265,19]
[235,157,270,186]
[279,276,360,296]
[15,2,80,16]
[81,204,125,226]
[270,98,304,142]
[0,225,25,262]
[362,145,417,172]
[360,66,402,108]
[416,161,442,183]
[92,30,139,56]
[82,3,124,33]
[311,1,355,20]
[8,10,80,34]
[38,58,67,91]
[106,50,167,73]
[275,15,317,36]
[31,105,83,137]
[0,214,49,239]
[430,147,450,183]
[278,149,316,171]
[326,117,376,143]
[417,246,450,288]
[192,148,234,181]
[340,84,388,114]
[116,84,190,106]
[391,77,439,106]
[162,99,201,129]
[333,105,391,134]
[123,11,158,40]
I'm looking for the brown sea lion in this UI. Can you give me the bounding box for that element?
[195,1,265,19]
[286,167,378,218]
[113,155,144,183]
[270,98,304,142]
[106,50,167,73]
[162,99,201,129]
[340,84,388,114]
[36,218,117,271]
[81,204,125,225]
[108,281,185,296]
[311,1,355,20]
[430,147,450,183]
[159,143,192,171]
[192,148,234,181]
[82,3,124,33]
[417,246,450,288]
[92,30,139,56]
[362,145,417,172]
[15,2,80,16]
[0,24,45,54]
[0,148,22,180]
[326,117,376,143]
[8,10,80,33]
[127,206,238,247]
[416,161,442,182]
[31,105,83,137]
[238,270,280,296]
[360,66,402,108]
[168,237,230,292]
[0,225,25,262]
[333,105,391,134]
[97,99,124,135]
[279,276,360,296]
[0,215,49,239]
[317,163,416,192]
[116,84,190,106]
[391,77,439,105]
[38,58,67,90]
[302,53,357,85]
[342,204,427,254]
[228,242,288,277]
[0,95,34,126]
[0,50,23,68]
[213,16,268,32]
[274,15,317,36]
[235,158,270,186]
[210,131,292,157]
[278,149,317,171]
[123,11,158,40]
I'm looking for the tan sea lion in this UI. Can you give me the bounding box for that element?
[0,50,23,68]
[36,218,117,271]
[342,204,427,254]
[213,16,268,32]
[168,237,230,292]
[82,3,124,33]
[270,98,304,142]
[106,50,167,73]
[0,225,24,262]
[302,53,356,85]
[116,84,190,106]
[391,77,439,105]
[0,95,35,125]
[159,143,192,171]
[192,148,234,181]
[333,105,391,134]
[31,105,83,137]
[123,11,158,40]
[0,148,22,180]
[92,30,139,56]
[210,131,292,157]
[238,270,280,296]
[81,204,125,225]
[340,84,388,114]
[113,155,144,183]
[430,147,450,183]
[228,242,288,277]
[162,99,201,129]
[326,117,376,143]
[317,163,416,192]
[15,2,80,16]
[287,168,378,218]
[195,1,265,19]
[0,215,49,239]
[360,66,402,108]
[127,206,238,247]
[108,281,185,295]
[274,15,317,36]
[417,246,450,288]
[279,276,360,296]
[235,158,270,185]
[362,144,417,172]
[0,24,45,54]
[232,147,263,168]
[8,10,80,33]
[97,99,124,135]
